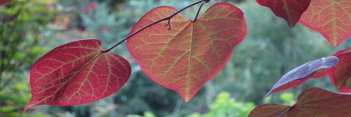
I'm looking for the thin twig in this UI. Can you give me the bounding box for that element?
[193,2,206,22]
[104,0,208,52]
[165,18,172,30]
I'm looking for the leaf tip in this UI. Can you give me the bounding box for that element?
[331,41,339,47]
[181,94,194,103]
[288,23,296,28]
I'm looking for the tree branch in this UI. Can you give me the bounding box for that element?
[104,0,208,52]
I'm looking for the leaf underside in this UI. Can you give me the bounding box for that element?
[26,39,131,109]
[127,2,247,102]
[265,56,338,97]
[256,0,311,28]
[300,0,351,46]
[250,88,351,117]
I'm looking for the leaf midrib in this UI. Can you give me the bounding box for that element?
[282,0,294,26]
[30,51,103,106]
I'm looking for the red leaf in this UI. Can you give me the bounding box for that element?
[249,104,290,117]
[127,2,247,102]
[0,0,11,5]
[328,47,351,92]
[256,0,311,28]
[250,88,351,117]
[26,39,131,109]
[300,0,351,46]
[265,56,338,97]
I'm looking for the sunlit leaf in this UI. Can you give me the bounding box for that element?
[256,0,311,28]
[127,2,247,102]
[300,0,351,46]
[328,47,351,92]
[265,56,338,97]
[26,39,131,109]
[250,88,351,117]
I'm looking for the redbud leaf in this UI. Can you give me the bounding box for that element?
[250,88,351,117]
[26,39,131,109]
[256,0,311,28]
[249,104,290,117]
[265,56,338,97]
[328,47,351,92]
[300,0,351,46]
[127,2,247,102]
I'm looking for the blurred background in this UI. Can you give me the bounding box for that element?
[1,0,350,117]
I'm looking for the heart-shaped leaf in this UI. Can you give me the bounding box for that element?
[250,88,351,117]
[127,2,247,102]
[328,47,351,92]
[256,0,311,28]
[300,0,351,46]
[265,56,338,97]
[26,39,131,109]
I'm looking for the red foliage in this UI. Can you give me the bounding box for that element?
[256,0,311,28]
[127,2,247,102]
[328,47,351,92]
[300,0,351,46]
[265,56,338,97]
[26,40,131,109]
[250,88,351,117]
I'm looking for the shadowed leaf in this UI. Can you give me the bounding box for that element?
[328,47,351,92]
[26,39,131,109]
[256,0,311,27]
[265,56,338,97]
[249,104,290,117]
[127,2,247,102]
[300,0,351,46]
[250,88,351,117]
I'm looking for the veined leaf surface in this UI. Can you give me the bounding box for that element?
[249,104,290,117]
[127,2,247,102]
[250,88,351,117]
[328,47,351,92]
[256,0,311,27]
[26,39,131,109]
[300,0,351,46]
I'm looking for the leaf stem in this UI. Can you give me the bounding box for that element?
[104,0,209,52]
[336,50,351,57]
[279,106,295,117]
[193,2,206,22]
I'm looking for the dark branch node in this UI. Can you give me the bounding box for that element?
[165,18,172,30]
